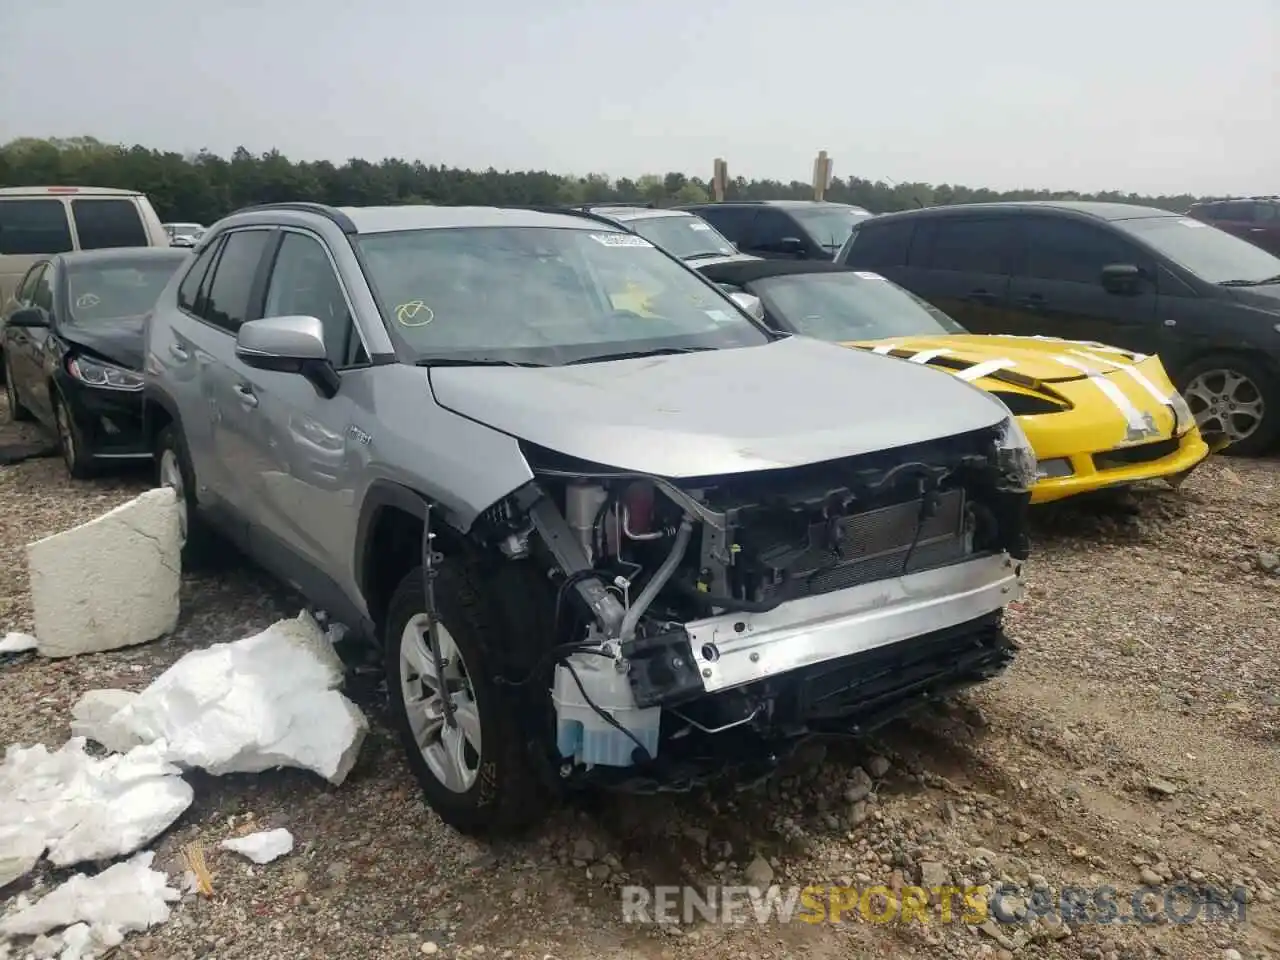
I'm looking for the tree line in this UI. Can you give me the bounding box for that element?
[0,136,1208,226]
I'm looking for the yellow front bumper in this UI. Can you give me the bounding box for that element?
[1027,428,1211,504]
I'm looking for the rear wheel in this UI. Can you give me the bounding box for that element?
[384,561,552,836]
[3,355,33,422]
[1181,354,1279,457]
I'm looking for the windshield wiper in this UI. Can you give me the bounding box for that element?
[1218,274,1280,287]
[564,346,716,365]
[683,251,730,261]
[415,357,547,367]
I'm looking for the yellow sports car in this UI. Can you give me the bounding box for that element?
[697,259,1212,504]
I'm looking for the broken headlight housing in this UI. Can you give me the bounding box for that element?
[1168,389,1194,436]
[994,415,1038,491]
[67,356,144,391]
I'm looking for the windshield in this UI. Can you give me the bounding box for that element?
[790,207,873,252]
[1116,216,1280,285]
[627,215,737,260]
[747,271,966,341]
[355,226,770,365]
[66,258,186,324]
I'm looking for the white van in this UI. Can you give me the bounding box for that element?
[0,186,170,308]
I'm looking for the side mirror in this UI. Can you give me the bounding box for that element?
[729,291,765,322]
[235,315,339,398]
[1100,263,1143,295]
[778,237,806,256]
[7,307,47,329]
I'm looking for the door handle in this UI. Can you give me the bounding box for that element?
[168,343,190,362]
[967,289,998,304]
[233,383,259,408]
[1015,294,1047,310]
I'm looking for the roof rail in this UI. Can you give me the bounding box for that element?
[510,205,642,232]
[570,201,657,211]
[229,201,357,234]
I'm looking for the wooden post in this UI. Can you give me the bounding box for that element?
[712,158,727,201]
[812,151,832,201]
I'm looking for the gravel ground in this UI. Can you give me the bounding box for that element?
[2,394,1278,960]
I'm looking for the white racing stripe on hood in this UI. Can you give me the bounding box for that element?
[905,347,953,364]
[1068,349,1171,406]
[954,358,1017,382]
[997,333,1148,362]
[871,343,900,355]
[1052,355,1151,434]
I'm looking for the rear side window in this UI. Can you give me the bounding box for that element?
[842,220,914,268]
[913,218,1013,274]
[201,230,271,333]
[0,200,73,255]
[691,206,758,244]
[71,198,148,249]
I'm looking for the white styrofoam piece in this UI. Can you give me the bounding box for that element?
[219,827,294,864]
[0,851,179,940]
[72,611,367,786]
[69,690,143,754]
[0,738,192,885]
[27,488,181,659]
[0,633,37,654]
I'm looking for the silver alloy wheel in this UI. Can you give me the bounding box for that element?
[399,613,482,794]
[1184,368,1265,445]
[3,358,15,416]
[55,400,76,470]
[158,448,189,546]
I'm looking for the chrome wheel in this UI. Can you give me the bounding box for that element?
[158,448,188,546]
[1184,368,1265,445]
[398,613,482,794]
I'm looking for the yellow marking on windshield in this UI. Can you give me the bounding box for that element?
[395,300,435,327]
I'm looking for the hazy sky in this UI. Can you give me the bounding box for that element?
[2,0,1275,196]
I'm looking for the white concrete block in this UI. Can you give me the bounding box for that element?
[27,488,181,659]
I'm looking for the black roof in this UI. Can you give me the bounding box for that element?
[866,200,1177,225]
[694,259,856,286]
[54,247,191,268]
[677,200,865,210]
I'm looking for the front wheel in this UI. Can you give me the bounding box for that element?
[384,562,551,836]
[53,394,95,479]
[1180,355,1279,457]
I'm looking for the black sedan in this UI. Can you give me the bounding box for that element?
[1,247,189,478]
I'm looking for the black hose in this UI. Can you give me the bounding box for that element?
[672,579,785,614]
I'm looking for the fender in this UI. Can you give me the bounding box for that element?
[141,379,187,446]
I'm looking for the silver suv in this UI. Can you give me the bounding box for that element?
[142,201,1035,835]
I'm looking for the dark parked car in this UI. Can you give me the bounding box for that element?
[1186,197,1280,256]
[675,200,871,261]
[2,247,190,477]
[838,201,1280,455]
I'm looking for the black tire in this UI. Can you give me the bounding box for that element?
[154,423,217,565]
[53,393,95,479]
[384,561,553,836]
[3,354,33,422]
[1178,354,1280,457]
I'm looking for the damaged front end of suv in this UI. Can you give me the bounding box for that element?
[465,412,1034,799]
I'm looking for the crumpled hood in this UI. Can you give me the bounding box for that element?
[842,333,1160,384]
[428,336,1009,478]
[63,316,146,370]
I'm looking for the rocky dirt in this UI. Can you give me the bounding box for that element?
[2,395,1278,960]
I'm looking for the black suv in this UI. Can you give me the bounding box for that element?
[676,200,871,261]
[838,201,1280,455]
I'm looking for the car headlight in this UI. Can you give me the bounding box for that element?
[1168,389,1194,435]
[994,415,1038,491]
[67,356,144,391]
